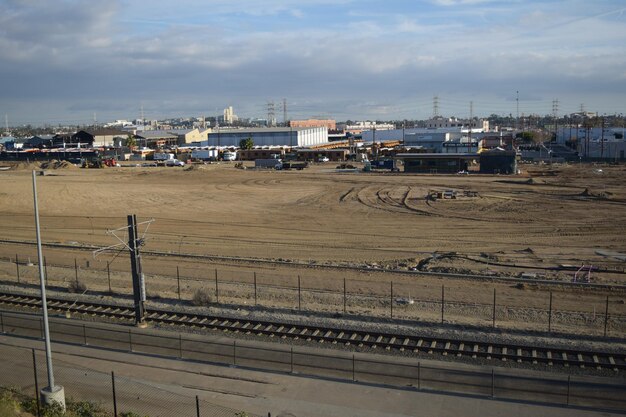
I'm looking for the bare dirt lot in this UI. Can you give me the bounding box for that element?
[0,161,625,338]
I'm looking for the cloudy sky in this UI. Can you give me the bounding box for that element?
[1,0,625,125]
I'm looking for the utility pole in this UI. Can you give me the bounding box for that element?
[127,215,146,326]
[32,171,66,410]
[282,98,287,125]
[468,101,473,152]
[601,116,605,159]
[5,114,9,135]
[516,90,519,130]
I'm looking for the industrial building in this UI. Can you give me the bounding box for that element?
[479,149,518,174]
[290,119,336,130]
[396,153,478,174]
[205,127,328,147]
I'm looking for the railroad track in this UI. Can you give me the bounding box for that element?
[1,291,625,372]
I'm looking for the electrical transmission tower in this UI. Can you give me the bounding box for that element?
[552,99,559,142]
[432,95,440,118]
[267,101,276,127]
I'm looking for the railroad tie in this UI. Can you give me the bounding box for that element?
[562,352,569,367]
[334,332,344,344]
[414,339,423,353]
[373,335,383,349]
[198,318,208,324]
[577,354,585,368]
[187,317,197,324]
[516,348,522,363]
[221,320,230,327]
[360,334,369,348]
[501,347,507,362]
[209,318,219,326]
[387,337,396,350]
[442,342,450,356]
[486,345,492,360]
[288,326,296,334]
[241,322,251,329]
[532,349,537,365]
[310,329,320,342]
[323,330,333,343]
[277,326,286,338]
[609,356,617,371]
[299,327,308,340]
[400,338,410,352]
[593,355,600,369]
[472,344,479,358]
[265,325,274,337]
[547,351,553,366]
[457,342,464,357]
[348,333,358,347]
[428,340,437,354]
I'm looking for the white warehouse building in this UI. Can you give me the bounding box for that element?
[206,127,328,147]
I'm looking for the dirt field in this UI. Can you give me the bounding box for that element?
[0,161,625,337]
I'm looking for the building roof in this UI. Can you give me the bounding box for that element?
[136,131,178,139]
[395,153,479,159]
[209,127,323,134]
[81,128,128,137]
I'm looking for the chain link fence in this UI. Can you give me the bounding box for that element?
[0,254,624,337]
[1,310,625,413]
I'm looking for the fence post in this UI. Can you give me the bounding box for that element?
[177,266,181,300]
[566,375,571,406]
[417,362,421,390]
[390,281,393,319]
[196,395,200,417]
[352,354,355,382]
[343,278,347,314]
[548,291,553,332]
[215,269,219,304]
[111,371,118,417]
[74,258,79,284]
[128,329,133,352]
[298,275,301,310]
[441,285,445,324]
[107,261,112,293]
[604,296,609,337]
[492,288,496,328]
[254,272,257,305]
[491,369,495,398]
[16,254,20,283]
[32,349,41,417]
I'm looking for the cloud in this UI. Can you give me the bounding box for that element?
[1,0,625,124]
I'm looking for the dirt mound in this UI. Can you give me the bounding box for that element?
[580,188,591,196]
[39,160,78,170]
[1,161,43,170]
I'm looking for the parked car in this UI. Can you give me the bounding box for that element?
[165,159,185,167]
[318,156,330,162]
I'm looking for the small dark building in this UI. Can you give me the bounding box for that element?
[479,149,518,174]
[23,135,55,149]
[397,153,477,173]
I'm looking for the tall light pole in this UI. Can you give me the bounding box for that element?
[32,171,66,410]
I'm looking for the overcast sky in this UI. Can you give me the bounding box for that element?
[1,0,625,125]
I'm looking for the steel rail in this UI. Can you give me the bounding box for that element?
[0,291,624,372]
